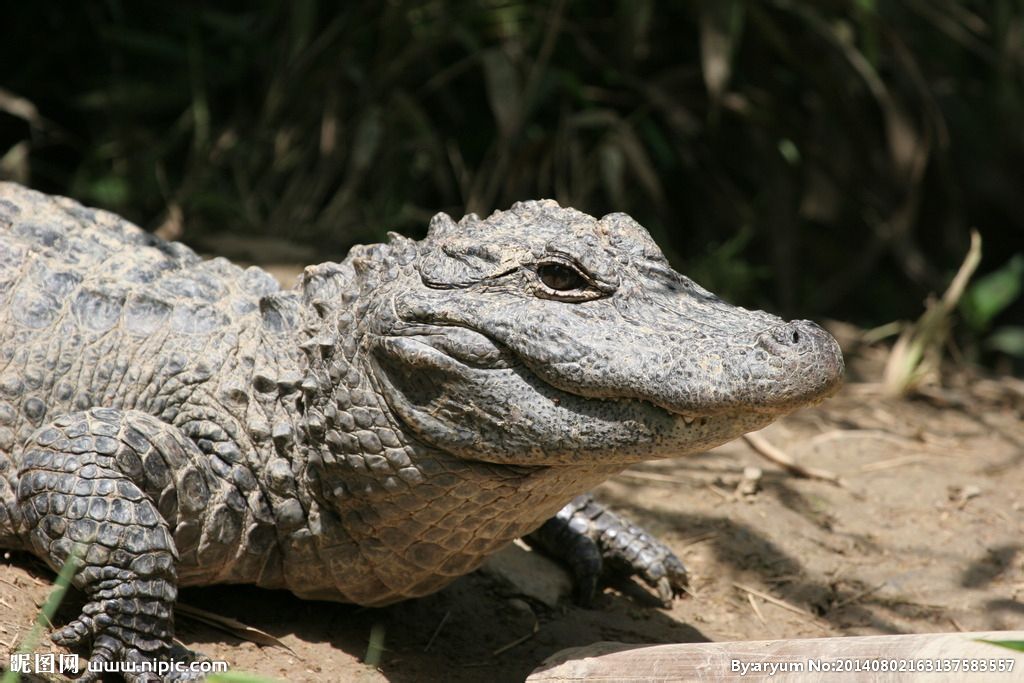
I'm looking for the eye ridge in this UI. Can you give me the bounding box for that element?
[537,262,587,291]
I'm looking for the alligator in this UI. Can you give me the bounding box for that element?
[0,182,843,679]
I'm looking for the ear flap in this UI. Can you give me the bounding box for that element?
[419,238,516,288]
[419,212,520,288]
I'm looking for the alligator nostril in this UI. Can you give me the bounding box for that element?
[757,321,816,354]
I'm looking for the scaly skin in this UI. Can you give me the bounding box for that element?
[0,183,843,678]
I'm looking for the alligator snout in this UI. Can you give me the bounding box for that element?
[748,319,844,409]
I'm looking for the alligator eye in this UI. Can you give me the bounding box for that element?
[537,262,587,291]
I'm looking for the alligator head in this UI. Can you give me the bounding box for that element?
[361,200,843,466]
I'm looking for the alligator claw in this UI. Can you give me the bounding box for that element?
[526,493,688,607]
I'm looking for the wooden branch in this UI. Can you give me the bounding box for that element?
[528,631,1024,681]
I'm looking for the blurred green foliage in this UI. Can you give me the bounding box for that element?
[1,1,1022,365]
[962,253,1024,358]
[962,254,1023,329]
[977,638,1024,653]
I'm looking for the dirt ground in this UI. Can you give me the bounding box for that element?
[1,320,1022,682]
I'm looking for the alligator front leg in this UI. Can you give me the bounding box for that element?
[15,408,206,682]
[526,494,688,606]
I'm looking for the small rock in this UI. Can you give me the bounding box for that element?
[737,466,763,497]
[481,540,572,608]
[507,597,535,616]
[948,484,982,508]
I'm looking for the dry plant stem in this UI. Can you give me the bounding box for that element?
[617,470,701,487]
[175,603,290,651]
[832,582,887,610]
[742,432,842,485]
[424,611,451,653]
[492,617,539,656]
[857,454,932,473]
[805,429,933,451]
[747,593,767,625]
[882,230,982,395]
[731,582,815,618]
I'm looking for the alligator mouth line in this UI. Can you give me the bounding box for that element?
[384,328,777,426]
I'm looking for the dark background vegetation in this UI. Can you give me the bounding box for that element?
[2,1,1022,368]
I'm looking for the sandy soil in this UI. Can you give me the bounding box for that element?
[2,330,1022,682]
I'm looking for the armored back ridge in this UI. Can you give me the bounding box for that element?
[0,183,843,678]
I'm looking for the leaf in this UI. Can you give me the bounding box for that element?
[85,176,132,208]
[207,673,282,683]
[976,638,1024,653]
[77,83,187,111]
[699,0,744,104]
[961,253,1024,331]
[348,108,383,173]
[985,326,1024,357]
[288,0,318,58]
[481,48,521,138]
[599,141,626,206]
[96,26,189,62]
[2,551,82,683]
[0,87,41,125]
[0,141,30,184]
[778,138,800,165]
[614,123,664,203]
[568,109,620,129]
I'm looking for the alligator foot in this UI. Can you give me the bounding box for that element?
[15,408,195,682]
[526,494,688,607]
